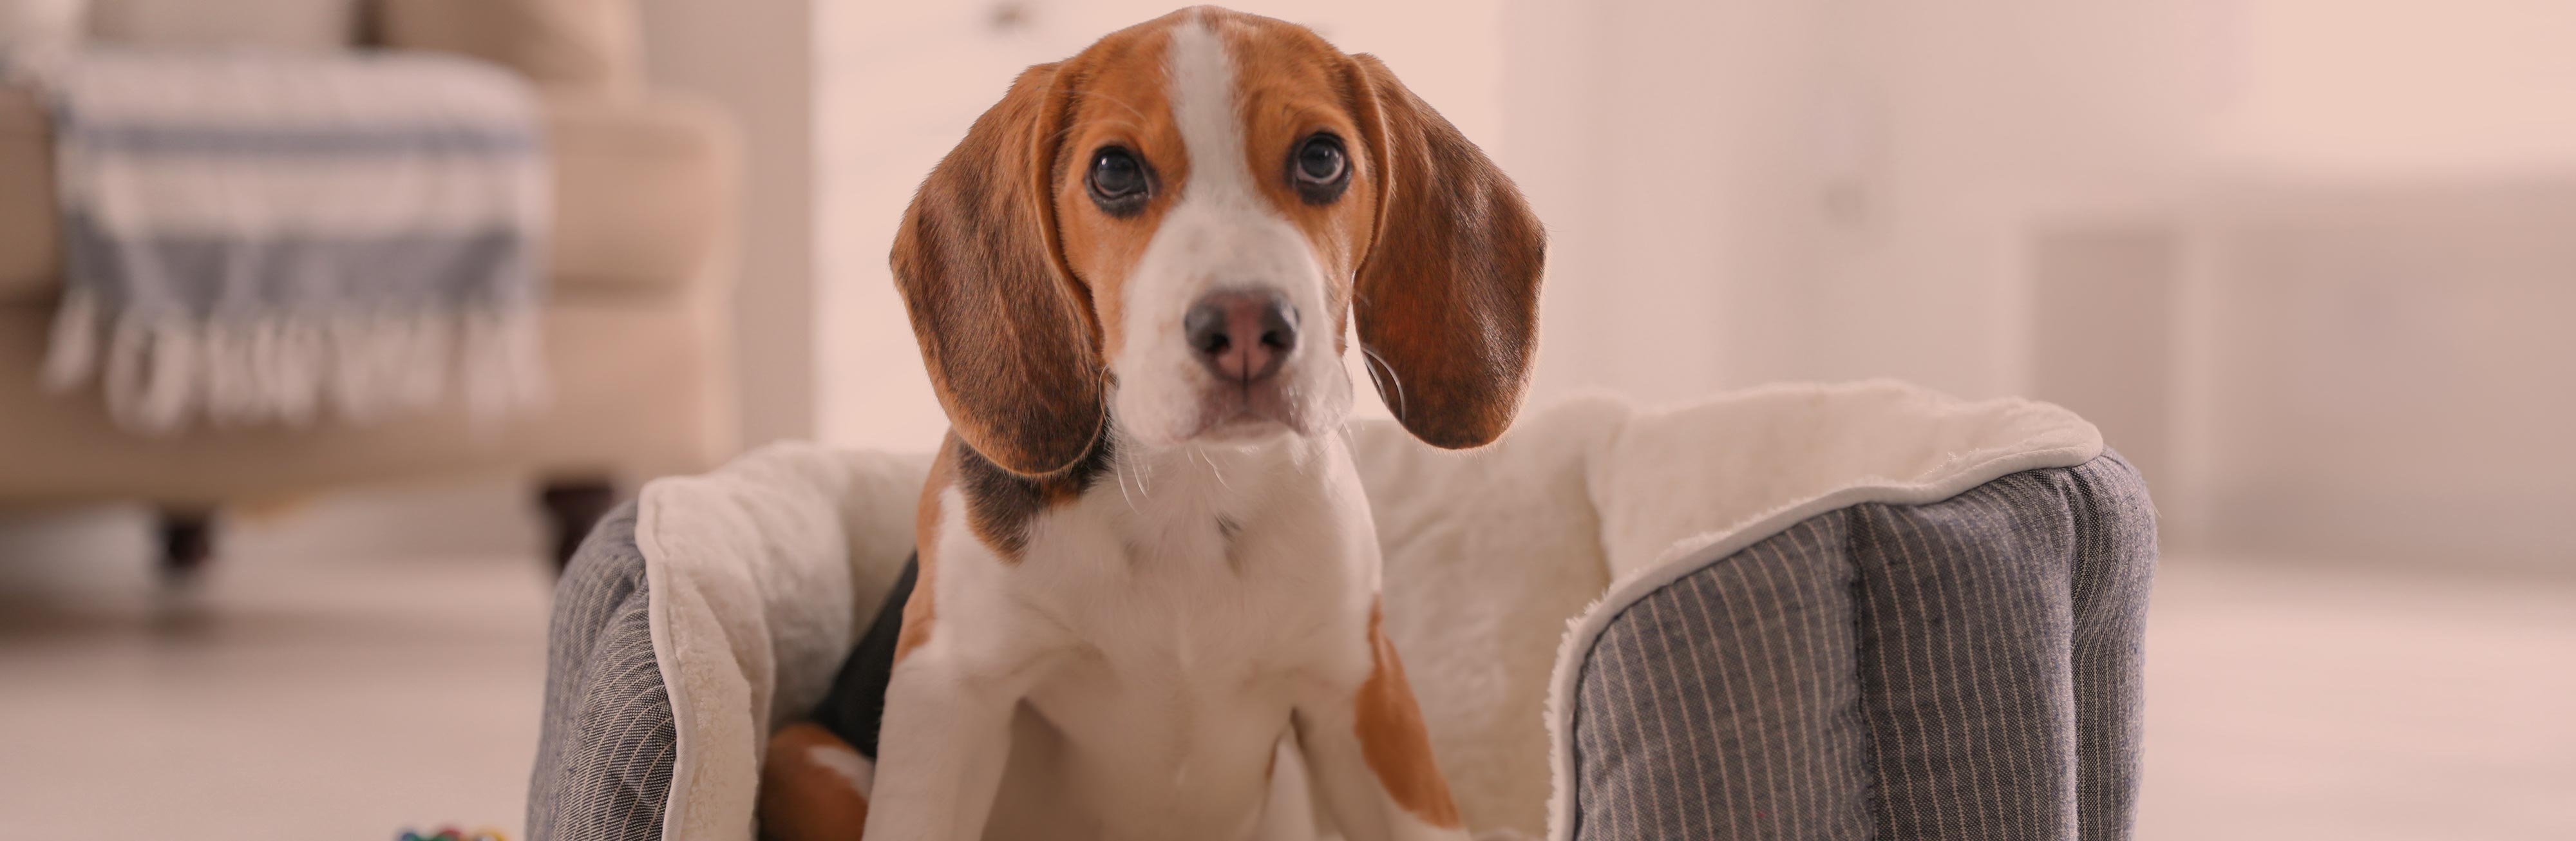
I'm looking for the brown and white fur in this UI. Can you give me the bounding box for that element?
[759,7,1543,840]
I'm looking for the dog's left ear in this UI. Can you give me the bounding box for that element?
[891,63,1104,477]
[1345,53,1546,450]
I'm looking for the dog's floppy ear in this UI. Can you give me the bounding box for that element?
[1346,53,1546,450]
[893,63,1103,477]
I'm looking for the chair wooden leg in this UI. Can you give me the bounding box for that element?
[538,478,618,574]
[158,509,216,585]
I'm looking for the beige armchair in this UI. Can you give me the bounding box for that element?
[0,0,739,572]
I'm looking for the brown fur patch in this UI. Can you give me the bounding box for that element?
[892,62,1104,478]
[757,723,871,841]
[895,443,954,663]
[1045,19,1183,363]
[1353,602,1464,829]
[954,430,1117,560]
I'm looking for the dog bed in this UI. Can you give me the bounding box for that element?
[526,381,2155,841]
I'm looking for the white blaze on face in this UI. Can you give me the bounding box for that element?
[1170,17,1253,214]
[1110,17,1354,450]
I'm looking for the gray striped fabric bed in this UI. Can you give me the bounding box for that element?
[527,456,2155,840]
[527,503,673,841]
[1566,453,2154,840]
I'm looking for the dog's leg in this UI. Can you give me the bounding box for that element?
[1293,625,1472,841]
[759,723,875,841]
[860,659,1018,840]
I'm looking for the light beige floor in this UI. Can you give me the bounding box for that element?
[3,496,2571,840]
[0,486,553,840]
[2135,558,2576,840]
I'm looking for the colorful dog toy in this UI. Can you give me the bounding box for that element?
[396,827,506,841]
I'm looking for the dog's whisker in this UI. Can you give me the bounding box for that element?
[1197,446,1233,491]
[1110,431,1141,514]
[1135,449,1154,498]
[1359,344,1407,421]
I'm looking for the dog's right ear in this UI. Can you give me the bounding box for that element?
[892,63,1104,477]
[1344,53,1546,451]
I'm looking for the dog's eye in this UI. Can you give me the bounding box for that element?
[1296,137,1345,182]
[1088,147,1150,214]
[1290,134,1348,204]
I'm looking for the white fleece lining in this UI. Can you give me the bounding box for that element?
[638,504,694,841]
[639,443,933,841]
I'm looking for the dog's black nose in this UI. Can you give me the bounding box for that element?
[1184,290,1297,384]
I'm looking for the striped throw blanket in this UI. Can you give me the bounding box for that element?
[38,50,549,432]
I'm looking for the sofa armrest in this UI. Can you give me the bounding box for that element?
[544,91,739,298]
[377,0,643,95]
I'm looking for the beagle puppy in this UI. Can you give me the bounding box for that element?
[759,6,1542,840]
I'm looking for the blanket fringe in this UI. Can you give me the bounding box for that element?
[42,288,548,434]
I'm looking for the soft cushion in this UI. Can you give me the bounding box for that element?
[377,0,639,93]
[0,84,735,303]
[87,0,357,51]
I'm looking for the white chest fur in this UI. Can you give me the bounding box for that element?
[927,433,1384,841]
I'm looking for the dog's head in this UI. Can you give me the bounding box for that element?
[893,5,1544,476]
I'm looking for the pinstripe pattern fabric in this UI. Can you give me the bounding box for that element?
[527,503,675,841]
[1570,453,2155,840]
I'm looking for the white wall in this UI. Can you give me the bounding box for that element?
[2191,184,2576,563]
[2215,0,2576,177]
[638,0,817,449]
[1506,0,2576,563]
[1501,0,1814,406]
[1502,0,2225,406]
[2022,0,2576,563]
